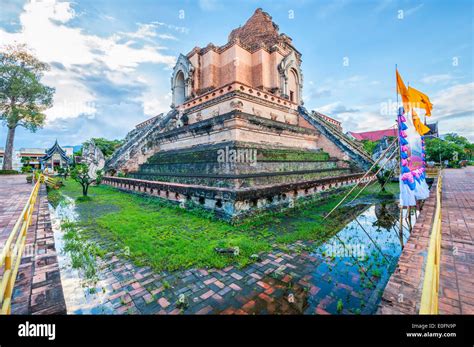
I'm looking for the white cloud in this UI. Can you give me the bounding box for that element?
[404,3,424,17]
[158,34,177,40]
[42,66,97,121]
[317,102,359,115]
[431,82,474,140]
[420,74,456,84]
[0,0,176,122]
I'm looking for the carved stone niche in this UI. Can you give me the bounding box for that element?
[230,100,244,110]
[171,54,195,108]
[278,50,303,105]
[252,107,262,117]
[195,112,203,122]
[211,108,220,117]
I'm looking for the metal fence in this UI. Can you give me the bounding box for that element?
[419,172,443,314]
[0,175,43,314]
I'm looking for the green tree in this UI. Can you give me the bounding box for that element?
[57,166,70,180]
[425,137,467,163]
[361,140,377,155]
[85,138,123,158]
[71,164,94,197]
[444,133,470,147]
[0,44,54,170]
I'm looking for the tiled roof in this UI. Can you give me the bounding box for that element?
[348,129,397,141]
[40,140,71,163]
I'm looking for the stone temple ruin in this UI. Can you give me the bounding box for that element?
[104,8,374,220]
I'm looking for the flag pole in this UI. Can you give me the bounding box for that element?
[395,64,404,244]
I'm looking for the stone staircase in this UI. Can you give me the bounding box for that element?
[298,106,374,171]
[105,109,178,173]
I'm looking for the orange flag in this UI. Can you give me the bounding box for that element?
[408,86,433,116]
[396,70,411,113]
[412,109,431,135]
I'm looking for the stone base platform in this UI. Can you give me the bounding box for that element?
[129,141,351,188]
[103,172,375,220]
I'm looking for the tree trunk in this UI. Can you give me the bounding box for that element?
[2,126,16,170]
[83,183,89,196]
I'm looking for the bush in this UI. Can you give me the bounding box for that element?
[362,140,377,155]
[21,165,33,173]
[448,160,461,169]
[0,170,19,175]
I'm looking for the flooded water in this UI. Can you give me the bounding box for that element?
[236,200,413,315]
[308,202,411,314]
[50,191,412,315]
[50,198,115,314]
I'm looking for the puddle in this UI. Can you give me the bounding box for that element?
[50,197,115,314]
[238,201,413,315]
[50,188,413,315]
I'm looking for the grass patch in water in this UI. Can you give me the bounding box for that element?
[54,179,398,272]
[61,221,106,281]
[47,186,65,208]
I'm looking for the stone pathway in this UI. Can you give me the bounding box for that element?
[71,240,378,315]
[54,202,402,315]
[378,167,474,314]
[438,167,474,314]
[0,175,66,314]
[0,175,33,247]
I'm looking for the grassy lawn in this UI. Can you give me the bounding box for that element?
[51,179,398,272]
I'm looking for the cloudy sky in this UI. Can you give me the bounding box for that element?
[0,0,472,149]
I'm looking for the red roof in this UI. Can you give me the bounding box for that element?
[348,128,397,141]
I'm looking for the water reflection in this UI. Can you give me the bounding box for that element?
[307,202,412,314]
[50,198,114,314]
[50,191,411,315]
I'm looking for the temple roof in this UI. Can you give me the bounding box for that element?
[228,8,293,51]
[40,140,71,163]
[425,122,439,137]
[348,129,397,142]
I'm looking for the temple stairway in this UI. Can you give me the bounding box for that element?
[298,106,374,171]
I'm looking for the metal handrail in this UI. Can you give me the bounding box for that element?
[419,172,443,314]
[0,174,43,314]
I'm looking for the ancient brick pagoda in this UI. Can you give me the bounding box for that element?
[105,8,374,219]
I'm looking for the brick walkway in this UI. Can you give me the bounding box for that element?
[63,239,385,315]
[0,175,33,247]
[438,168,474,314]
[0,175,66,314]
[52,199,402,315]
[378,167,474,314]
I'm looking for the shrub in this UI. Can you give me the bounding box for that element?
[21,165,33,173]
[0,170,18,175]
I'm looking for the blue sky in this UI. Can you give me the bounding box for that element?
[1,0,472,149]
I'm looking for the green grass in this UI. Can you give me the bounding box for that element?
[53,179,398,272]
[61,221,106,281]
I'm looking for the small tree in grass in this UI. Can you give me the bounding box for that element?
[71,164,93,197]
[57,166,70,180]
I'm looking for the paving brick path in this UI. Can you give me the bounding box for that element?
[378,167,474,314]
[55,202,399,315]
[67,239,381,315]
[0,175,66,314]
[0,175,33,247]
[438,168,474,314]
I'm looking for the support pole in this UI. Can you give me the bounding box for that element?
[324,138,397,220]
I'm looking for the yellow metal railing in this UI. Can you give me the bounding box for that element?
[420,172,443,314]
[0,174,43,314]
[425,166,440,178]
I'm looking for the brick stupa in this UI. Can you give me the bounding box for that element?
[105,9,374,220]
